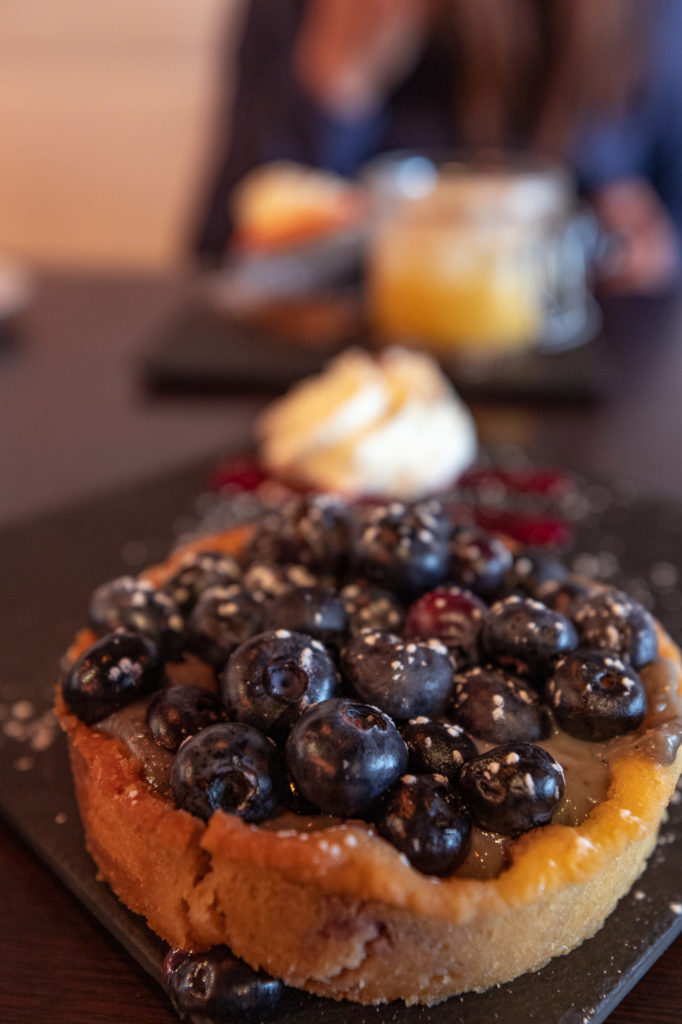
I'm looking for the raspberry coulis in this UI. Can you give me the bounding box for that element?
[211,457,576,548]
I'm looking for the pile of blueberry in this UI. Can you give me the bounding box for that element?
[64,495,656,875]
[62,494,659,1019]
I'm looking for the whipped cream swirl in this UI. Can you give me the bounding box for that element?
[257,347,477,499]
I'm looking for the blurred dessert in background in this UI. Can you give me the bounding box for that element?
[230,161,365,252]
[206,161,368,311]
[257,346,477,499]
[213,155,596,354]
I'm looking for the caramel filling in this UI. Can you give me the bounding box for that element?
[96,655,682,880]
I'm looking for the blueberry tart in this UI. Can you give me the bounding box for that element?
[56,516,682,1009]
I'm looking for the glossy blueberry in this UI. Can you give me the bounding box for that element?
[263,585,348,648]
[245,509,288,564]
[278,495,353,574]
[404,586,488,668]
[340,580,404,635]
[187,584,263,669]
[171,722,283,823]
[377,774,472,876]
[161,550,241,615]
[481,595,577,683]
[354,501,450,597]
[401,718,477,778]
[450,666,551,744]
[535,575,602,620]
[285,698,408,817]
[341,630,453,721]
[546,650,647,741]
[241,561,318,603]
[88,575,185,659]
[146,683,226,752]
[502,547,568,598]
[222,630,338,737]
[164,946,283,1021]
[573,588,658,668]
[88,575,147,633]
[62,631,162,725]
[448,526,513,597]
[459,742,565,836]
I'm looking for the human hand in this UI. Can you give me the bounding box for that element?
[294,0,438,119]
[593,179,680,294]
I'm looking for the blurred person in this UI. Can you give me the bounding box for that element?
[193,0,682,294]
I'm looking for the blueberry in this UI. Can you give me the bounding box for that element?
[62,631,162,725]
[241,561,318,603]
[162,550,241,615]
[458,742,565,836]
[377,774,472,876]
[448,526,513,597]
[404,586,488,668]
[401,718,477,778]
[341,631,453,721]
[546,650,647,741]
[146,683,226,752]
[450,666,551,744]
[88,575,146,633]
[481,595,577,683]
[503,548,568,598]
[171,722,283,823]
[535,576,602,620]
[164,946,283,1021]
[88,576,185,659]
[354,501,450,597]
[340,580,404,635]
[262,585,348,648]
[187,584,263,669]
[573,588,658,668]
[222,630,338,737]
[285,698,407,817]
[244,509,288,564]
[278,495,352,574]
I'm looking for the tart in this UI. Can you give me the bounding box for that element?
[56,498,682,1012]
[230,162,364,252]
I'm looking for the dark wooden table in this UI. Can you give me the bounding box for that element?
[0,270,680,1022]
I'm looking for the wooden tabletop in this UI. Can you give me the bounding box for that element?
[0,270,680,1022]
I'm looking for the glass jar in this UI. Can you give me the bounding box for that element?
[365,153,596,353]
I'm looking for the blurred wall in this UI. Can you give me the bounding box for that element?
[0,1,244,270]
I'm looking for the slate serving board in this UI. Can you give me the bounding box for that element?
[0,457,680,1024]
[141,303,608,404]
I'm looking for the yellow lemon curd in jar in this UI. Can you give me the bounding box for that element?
[369,215,543,351]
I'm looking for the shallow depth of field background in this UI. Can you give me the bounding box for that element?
[0,1,244,270]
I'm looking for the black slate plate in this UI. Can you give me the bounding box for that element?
[0,458,680,1024]
[142,304,608,404]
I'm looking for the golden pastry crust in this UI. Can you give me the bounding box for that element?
[56,530,682,1006]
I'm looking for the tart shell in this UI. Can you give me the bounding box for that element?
[56,529,682,1006]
